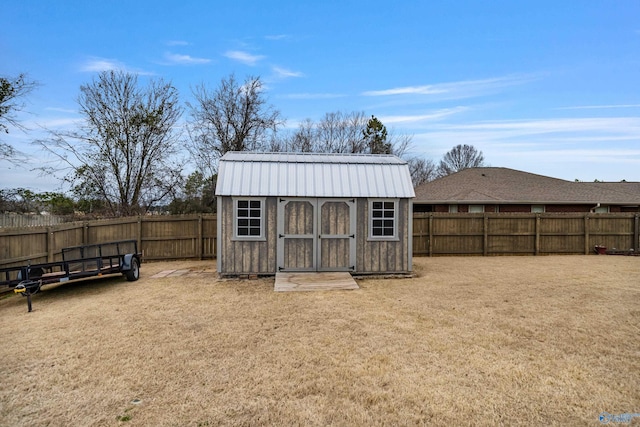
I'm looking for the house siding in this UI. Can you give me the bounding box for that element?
[546,204,597,213]
[499,205,534,213]
[421,203,640,214]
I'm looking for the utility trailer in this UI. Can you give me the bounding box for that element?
[0,240,141,312]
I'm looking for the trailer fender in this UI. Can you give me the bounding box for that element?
[121,254,137,271]
[122,255,140,281]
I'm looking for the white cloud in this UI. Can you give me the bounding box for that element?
[410,117,640,157]
[363,85,447,96]
[224,50,265,66]
[380,107,469,124]
[280,93,345,100]
[556,104,640,110]
[38,117,82,129]
[79,57,154,75]
[44,107,77,114]
[362,74,538,100]
[164,52,211,65]
[166,40,189,46]
[408,115,640,181]
[265,34,290,41]
[80,58,124,72]
[443,117,640,136]
[271,66,303,79]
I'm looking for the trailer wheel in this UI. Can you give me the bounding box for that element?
[17,268,44,282]
[125,258,140,281]
[29,267,44,279]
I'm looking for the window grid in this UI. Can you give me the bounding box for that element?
[371,201,395,237]
[236,200,262,237]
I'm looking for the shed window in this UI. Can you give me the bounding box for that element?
[234,199,265,239]
[369,200,397,240]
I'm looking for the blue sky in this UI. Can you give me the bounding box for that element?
[2,0,639,191]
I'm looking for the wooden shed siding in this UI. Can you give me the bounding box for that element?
[355,198,411,273]
[218,197,277,274]
[217,196,412,274]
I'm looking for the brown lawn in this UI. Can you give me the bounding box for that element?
[0,256,638,426]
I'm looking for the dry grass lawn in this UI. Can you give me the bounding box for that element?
[0,256,639,426]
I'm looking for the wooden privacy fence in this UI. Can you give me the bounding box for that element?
[0,215,217,268]
[413,213,640,256]
[0,213,67,228]
[1,213,639,267]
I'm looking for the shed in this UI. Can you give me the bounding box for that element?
[215,152,415,276]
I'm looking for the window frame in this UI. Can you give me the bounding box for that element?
[232,197,266,241]
[368,199,399,241]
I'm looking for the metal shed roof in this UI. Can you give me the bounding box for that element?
[215,152,415,198]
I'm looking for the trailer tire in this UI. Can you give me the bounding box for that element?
[29,267,44,279]
[125,258,140,282]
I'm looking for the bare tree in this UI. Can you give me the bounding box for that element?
[186,74,282,177]
[315,111,368,153]
[273,111,411,156]
[386,130,411,158]
[0,73,37,159]
[437,144,485,177]
[38,71,183,216]
[270,118,313,152]
[407,156,437,187]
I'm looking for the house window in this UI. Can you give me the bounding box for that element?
[593,205,609,213]
[469,205,484,213]
[531,205,545,213]
[449,204,458,213]
[370,200,397,239]
[234,198,265,239]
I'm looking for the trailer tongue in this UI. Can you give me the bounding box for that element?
[1,240,141,312]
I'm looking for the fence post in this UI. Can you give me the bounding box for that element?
[535,214,541,255]
[137,216,143,257]
[428,214,433,257]
[198,215,203,260]
[634,214,639,251]
[583,214,590,255]
[483,214,489,256]
[47,227,54,262]
[83,221,89,245]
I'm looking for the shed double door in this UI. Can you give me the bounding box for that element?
[277,198,356,272]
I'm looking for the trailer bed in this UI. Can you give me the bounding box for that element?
[0,240,141,307]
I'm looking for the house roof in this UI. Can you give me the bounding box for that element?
[215,152,416,198]
[414,167,640,205]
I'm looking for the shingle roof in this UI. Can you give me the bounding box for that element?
[414,167,640,205]
[215,152,415,198]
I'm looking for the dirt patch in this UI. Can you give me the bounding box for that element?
[1,256,638,426]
